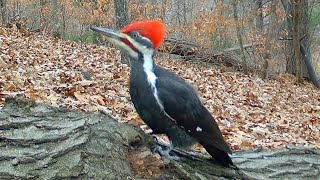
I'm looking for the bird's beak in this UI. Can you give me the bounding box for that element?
[90,26,126,40]
[90,26,138,59]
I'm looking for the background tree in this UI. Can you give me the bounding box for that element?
[51,0,60,37]
[0,0,6,25]
[282,0,309,77]
[114,0,130,64]
[262,0,277,79]
[255,0,263,33]
[292,0,302,82]
[114,0,129,29]
[232,0,248,74]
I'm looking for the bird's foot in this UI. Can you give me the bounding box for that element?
[152,145,180,161]
[146,131,160,142]
[173,148,202,160]
[146,131,155,135]
[187,151,199,157]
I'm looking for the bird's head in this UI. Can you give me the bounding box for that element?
[91,20,165,59]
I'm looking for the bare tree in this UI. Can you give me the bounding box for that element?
[114,0,129,64]
[292,0,303,82]
[282,0,308,76]
[114,0,129,29]
[280,0,320,87]
[262,0,277,79]
[0,0,6,25]
[232,0,248,73]
[51,0,60,37]
[255,0,263,33]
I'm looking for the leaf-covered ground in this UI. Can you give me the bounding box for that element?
[0,27,319,151]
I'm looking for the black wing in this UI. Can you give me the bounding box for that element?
[155,66,234,167]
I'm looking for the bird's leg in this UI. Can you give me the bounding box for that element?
[150,133,199,161]
[146,131,159,141]
[148,133,180,160]
[146,131,163,147]
[146,130,154,135]
[152,141,180,161]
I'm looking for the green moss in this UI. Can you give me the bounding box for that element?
[310,5,320,32]
[65,32,100,44]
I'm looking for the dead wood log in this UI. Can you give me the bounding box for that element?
[0,97,319,179]
[159,38,262,71]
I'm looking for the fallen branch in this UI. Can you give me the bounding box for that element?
[159,38,262,70]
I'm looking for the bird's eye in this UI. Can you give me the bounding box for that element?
[133,33,138,38]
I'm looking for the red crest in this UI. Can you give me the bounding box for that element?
[121,20,165,49]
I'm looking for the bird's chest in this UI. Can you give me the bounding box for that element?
[129,69,161,109]
[130,70,172,132]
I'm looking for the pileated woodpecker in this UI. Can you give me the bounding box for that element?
[91,20,234,167]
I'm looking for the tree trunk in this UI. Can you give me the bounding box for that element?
[262,0,277,79]
[114,0,129,29]
[281,0,294,72]
[282,0,320,87]
[1,97,319,179]
[114,0,130,65]
[282,0,309,78]
[232,0,248,74]
[255,0,263,32]
[0,0,6,25]
[51,0,60,38]
[299,0,310,64]
[300,44,320,88]
[292,0,303,82]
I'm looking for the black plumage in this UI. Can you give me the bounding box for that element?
[130,58,233,167]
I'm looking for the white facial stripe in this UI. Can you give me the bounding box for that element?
[126,35,152,54]
[109,38,138,59]
[141,36,152,44]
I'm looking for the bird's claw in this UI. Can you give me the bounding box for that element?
[152,145,180,161]
[187,151,198,157]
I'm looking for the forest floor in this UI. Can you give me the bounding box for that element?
[0,27,319,152]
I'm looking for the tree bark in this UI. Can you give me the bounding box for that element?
[51,0,60,38]
[232,0,248,74]
[300,44,320,88]
[292,0,303,82]
[262,0,277,79]
[114,0,129,29]
[255,0,263,32]
[0,97,143,179]
[281,0,320,88]
[114,0,130,65]
[0,97,319,179]
[0,0,6,25]
[282,0,309,78]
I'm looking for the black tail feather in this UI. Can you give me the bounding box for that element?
[202,143,234,168]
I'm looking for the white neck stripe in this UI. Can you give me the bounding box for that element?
[142,52,164,109]
[142,51,177,123]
